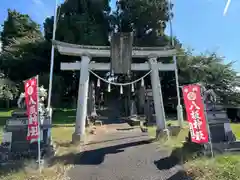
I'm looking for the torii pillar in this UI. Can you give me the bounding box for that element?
[148,56,166,132]
[72,55,91,143]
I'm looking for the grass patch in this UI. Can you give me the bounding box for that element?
[0,109,14,117]
[52,108,76,124]
[0,108,77,126]
[231,123,240,139]
[148,121,240,180]
[0,108,77,142]
[185,154,240,180]
[0,108,14,142]
[148,120,189,148]
[0,108,14,126]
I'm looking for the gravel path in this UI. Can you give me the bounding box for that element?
[68,124,189,180]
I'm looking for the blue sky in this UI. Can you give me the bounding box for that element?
[0,0,239,70]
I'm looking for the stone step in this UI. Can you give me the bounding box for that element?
[205,141,240,153]
[226,141,240,149]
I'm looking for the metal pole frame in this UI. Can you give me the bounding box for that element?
[47,0,59,109]
[168,0,184,127]
[36,75,42,173]
[46,0,58,145]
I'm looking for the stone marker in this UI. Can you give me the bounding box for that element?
[0,87,54,164]
[188,85,240,154]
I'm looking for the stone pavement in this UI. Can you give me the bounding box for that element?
[68,123,189,180]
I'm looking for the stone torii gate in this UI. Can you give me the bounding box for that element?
[53,40,177,143]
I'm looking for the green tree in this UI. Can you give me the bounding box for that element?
[44,0,111,45]
[0,9,46,81]
[1,9,42,48]
[177,50,240,105]
[44,0,172,46]
[43,16,54,42]
[126,0,172,46]
[0,72,18,107]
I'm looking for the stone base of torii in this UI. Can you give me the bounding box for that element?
[53,40,183,143]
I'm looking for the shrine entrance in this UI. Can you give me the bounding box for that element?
[93,71,148,125]
[53,32,178,143]
[95,77,123,125]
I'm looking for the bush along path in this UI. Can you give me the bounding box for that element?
[66,123,190,180]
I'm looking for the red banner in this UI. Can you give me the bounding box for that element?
[24,76,39,141]
[182,84,209,144]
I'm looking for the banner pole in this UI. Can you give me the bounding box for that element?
[36,75,42,173]
[47,0,58,109]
